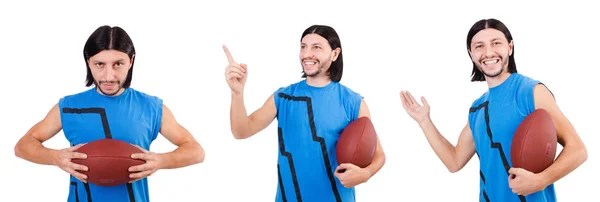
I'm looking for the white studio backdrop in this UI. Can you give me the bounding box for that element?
[0,0,597,201]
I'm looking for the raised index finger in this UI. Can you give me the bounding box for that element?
[222,45,235,64]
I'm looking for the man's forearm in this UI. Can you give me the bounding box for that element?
[365,144,385,178]
[159,141,204,169]
[539,143,587,188]
[418,118,460,172]
[230,92,251,139]
[15,135,58,166]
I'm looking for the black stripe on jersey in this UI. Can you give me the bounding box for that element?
[277,93,342,202]
[480,170,486,184]
[70,182,80,202]
[277,164,288,202]
[63,107,137,202]
[483,191,490,202]
[62,108,112,139]
[278,127,301,202]
[480,171,489,202]
[469,101,526,202]
[84,183,92,202]
[127,183,136,202]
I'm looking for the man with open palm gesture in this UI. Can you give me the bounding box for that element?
[400,91,430,125]
[398,19,586,202]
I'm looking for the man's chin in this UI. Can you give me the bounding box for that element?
[98,87,122,96]
[304,70,320,77]
[483,69,504,78]
[477,66,504,78]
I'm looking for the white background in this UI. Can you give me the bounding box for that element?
[1,0,597,201]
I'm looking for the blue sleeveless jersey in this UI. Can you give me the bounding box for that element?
[273,80,363,202]
[58,88,163,202]
[468,73,556,202]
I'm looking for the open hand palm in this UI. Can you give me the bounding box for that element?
[400,91,430,124]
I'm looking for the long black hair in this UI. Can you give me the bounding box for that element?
[301,25,343,82]
[83,25,136,87]
[467,18,517,81]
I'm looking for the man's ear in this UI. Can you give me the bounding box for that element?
[509,40,514,56]
[468,49,475,60]
[130,54,136,65]
[331,47,341,62]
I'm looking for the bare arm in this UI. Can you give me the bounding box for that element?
[230,93,277,139]
[223,45,276,139]
[358,99,386,178]
[14,104,63,165]
[400,91,476,173]
[533,84,587,186]
[157,104,205,169]
[418,120,476,173]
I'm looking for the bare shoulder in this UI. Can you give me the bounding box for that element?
[533,83,556,108]
[161,104,173,117]
[265,93,276,108]
[27,103,63,142]
[253,93,277,121]
[358,98,371,118]
[531,83,580,144]
[41,103,62,131]
[461,121,472,136]
[160,104,178,129]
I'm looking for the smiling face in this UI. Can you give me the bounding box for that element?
[299,33,340,78]
[469,28,514,78]
[87,50,134,96]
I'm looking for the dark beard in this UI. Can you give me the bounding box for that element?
[304,69,321,77]
[477,56,509,78]
[479,66,504,78]
[302,58,323,77]
[95,80,122,96]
